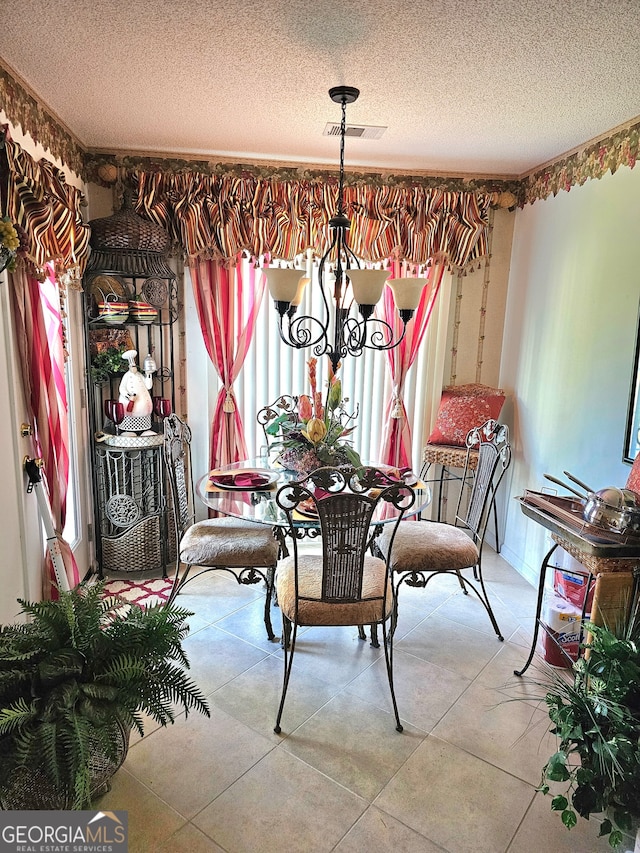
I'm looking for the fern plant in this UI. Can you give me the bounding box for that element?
[0,582,209,809]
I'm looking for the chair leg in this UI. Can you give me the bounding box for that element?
[455,570,468,594]
[167,562,190,606]
[274,616,296,734]
[381,616,403,732]
[263,566,277,642]
[474,564,504,642]
[492,494,500,554]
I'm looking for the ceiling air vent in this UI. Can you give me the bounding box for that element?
[323,123,386,140]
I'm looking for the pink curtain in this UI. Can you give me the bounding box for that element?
[379,261,446,468]
[190,258,266,468]
[10,263,80,597]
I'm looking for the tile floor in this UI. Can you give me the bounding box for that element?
[98,550,627,853]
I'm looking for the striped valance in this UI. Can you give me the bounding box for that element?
[130,170,493,272]
[2,131,90,275]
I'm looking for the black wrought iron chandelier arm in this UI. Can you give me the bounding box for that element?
[277,311,327,351]
[342,314,408,357]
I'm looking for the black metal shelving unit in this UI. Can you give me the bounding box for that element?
[82,205,179,578]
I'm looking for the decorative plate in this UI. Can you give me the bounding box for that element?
[142,277,169,307]
[88,274,132,304]
[208,468,280,491]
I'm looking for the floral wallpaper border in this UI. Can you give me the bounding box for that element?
[0,62,85,180]
[84,151,523,202]
[0,60,638,206]
[521,118,640,204]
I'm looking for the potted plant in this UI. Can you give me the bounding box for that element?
[0,581,209,810]
[532,618,640,850]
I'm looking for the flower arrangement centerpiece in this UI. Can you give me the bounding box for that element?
[268,358,362,474]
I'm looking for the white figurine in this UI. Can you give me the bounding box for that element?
[118,349,154,435]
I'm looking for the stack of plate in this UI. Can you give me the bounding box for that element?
[128,300,158,325]
[97,300,129,325]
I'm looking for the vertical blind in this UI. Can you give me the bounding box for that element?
[234,256,454,466]
[186,258,452,485]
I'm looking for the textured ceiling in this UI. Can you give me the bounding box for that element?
[1,0,639,176]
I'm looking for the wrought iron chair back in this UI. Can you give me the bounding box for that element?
[454,419,511,547]
[256,394,299,456]
[273,465,415,733]
[163,412,195,540]
[162,413,279,641]
[379,419,511,642]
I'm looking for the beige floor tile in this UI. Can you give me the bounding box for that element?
[192,747,368,853]
[374,736,535,853]
[473,640,554,706]
[334,805,447,852]
[95,767,187,853]
[433,585,520,639]
[104,549,588,852]
[280,691,424,800]
[396,611,504,679]
[431,679,556,785]
[507,788,626,852]
[278,624,385,689]
[177,572,265,626]
[345,647,470,731]
[210,652,335,738]
[215,594,281,649]
[491,577,538,619]
[157,821,227,852]
[506,621,536,649]
[123,705,274,818]
[181,624,269,695]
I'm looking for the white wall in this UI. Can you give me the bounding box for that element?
[499,165,640,585]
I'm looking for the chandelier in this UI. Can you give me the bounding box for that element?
[264,86,427,374]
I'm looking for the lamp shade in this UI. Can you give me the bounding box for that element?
[347,269,390,306]
[387,277,427,311]
[291,275,309,307]
[264,268,305,303]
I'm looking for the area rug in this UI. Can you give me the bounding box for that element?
[101,577,173,609]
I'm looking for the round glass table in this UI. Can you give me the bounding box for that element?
[196,458,432,531]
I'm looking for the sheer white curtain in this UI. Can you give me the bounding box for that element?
[236,255,451,469]
[185,258,452,488]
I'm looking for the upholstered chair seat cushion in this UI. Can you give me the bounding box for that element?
[276,555,392,626]
[379,520,478,573]
[180,517,279,567]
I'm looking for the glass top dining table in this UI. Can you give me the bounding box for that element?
[196,457,432,530]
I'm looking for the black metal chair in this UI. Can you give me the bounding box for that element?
[273,466,415,734]
[256,394,299,458]
[378,420,511,641]
[163,414,280,641]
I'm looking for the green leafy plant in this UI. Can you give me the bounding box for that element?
[535,619,640,848]
[90,346,126,382]
[0,582,209,809]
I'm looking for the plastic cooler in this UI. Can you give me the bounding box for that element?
[540,592,584,667]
